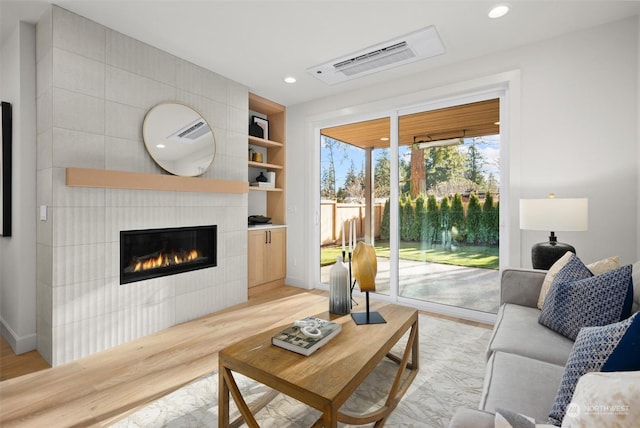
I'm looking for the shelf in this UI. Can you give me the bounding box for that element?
[66,167,249,193]
[248,160,283,170]
[249,136,283,149]
[249,186,283,192]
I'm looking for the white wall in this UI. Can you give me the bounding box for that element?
[0,21,38,354]
[286,17,639,290]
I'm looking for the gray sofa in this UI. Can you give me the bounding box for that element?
[449,267,627,427]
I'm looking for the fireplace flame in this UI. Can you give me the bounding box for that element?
[131,249,202,272]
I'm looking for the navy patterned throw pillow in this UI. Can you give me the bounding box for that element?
[548,312,640,425]
[538,255,633,340]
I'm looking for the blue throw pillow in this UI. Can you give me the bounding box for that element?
[548,312,640,425]
[539,255,633,340]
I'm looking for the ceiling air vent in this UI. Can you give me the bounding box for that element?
[167,119,211,143]
[307,26,445,85]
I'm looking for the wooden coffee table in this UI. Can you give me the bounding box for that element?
[218,302,419,427]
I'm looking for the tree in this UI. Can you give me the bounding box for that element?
[464,139,487,187]
[426,194,439,246]
[450,193,465,243]
[320,136,347,200]
[481,193,499,245]
[374,149,391,198]
[410,146,426,198]
[425,146,466,192]
[466,193,482,244]
[343,160,364,202]
[440,195,452,250]
[414,195,428,241]
[380,198,390,240]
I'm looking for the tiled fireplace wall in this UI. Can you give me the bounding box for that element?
[36,6,248,366]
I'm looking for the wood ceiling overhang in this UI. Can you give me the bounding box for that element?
[321,99,500,149]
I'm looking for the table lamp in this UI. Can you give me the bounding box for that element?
[519,195,588,270]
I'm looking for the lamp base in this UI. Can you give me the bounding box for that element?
[531,241,575,270]
[351,311,386,325]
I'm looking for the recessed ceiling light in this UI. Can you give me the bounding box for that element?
[380,137,389,141]
[156,144,165,149]
[284,76,297,84]
[488,4,510,19]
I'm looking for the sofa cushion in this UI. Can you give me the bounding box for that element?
[537,255,620,309]
[494,409,557,428]
[486,304,574,366]
[548,312,640,425]
[633,261,640,313]
[480,352,564,422]
[538,260,633,340]
[448,408,495,428]
[561,371,640,428]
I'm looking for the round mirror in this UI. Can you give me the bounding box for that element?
[142,103,216,177]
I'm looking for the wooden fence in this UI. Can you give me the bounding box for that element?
[320,201,384,246]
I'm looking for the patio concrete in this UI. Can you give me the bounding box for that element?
[321,258,500,313]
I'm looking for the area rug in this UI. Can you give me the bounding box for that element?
[112,314,492,427]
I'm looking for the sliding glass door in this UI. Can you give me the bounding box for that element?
[318,95,504,316]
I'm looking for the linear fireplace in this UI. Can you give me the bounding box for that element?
[120,225,217,284]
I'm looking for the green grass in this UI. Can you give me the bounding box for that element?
[321,240,499,270]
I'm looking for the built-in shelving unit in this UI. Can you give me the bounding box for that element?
[248,93,286,224]
[247,93,286,295]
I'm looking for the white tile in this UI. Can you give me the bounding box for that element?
[37,168,53,207]
[52,128,105,169]
[105,136,158,173]
[176,59,228,104]
[52,6,105,62]
[52,243,107,287]
[36,7,52,63]
[37,49,52,99]
[37,205,53,247]
[53,48,105,98]
[37,89,52,134]
[106,66,175,109]
[37,243,53,286]
[107,30,176,85]
[105,101,146,141]
[52,88,104,134]
[228,80,248,110]
[37,129,52,171]
[176,90,228,133]
[37,279,53,333]
[53,167,106,208]
[228,105,248,135]
[54,207,106,246]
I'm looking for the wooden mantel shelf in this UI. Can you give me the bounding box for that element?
[66,167,249,194]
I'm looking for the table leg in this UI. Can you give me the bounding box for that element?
[218,364,230,427]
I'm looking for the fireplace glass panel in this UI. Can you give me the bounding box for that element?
[120,225,217,284]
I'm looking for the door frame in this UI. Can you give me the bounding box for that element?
[307,71,522,324]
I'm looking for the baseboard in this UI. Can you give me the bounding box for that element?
[0,317,37,354]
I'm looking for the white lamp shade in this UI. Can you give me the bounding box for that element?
[520,198,588,231]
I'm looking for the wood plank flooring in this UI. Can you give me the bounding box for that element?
[0,286,329,427]
[0,286,491,428]
[1,338,50,382]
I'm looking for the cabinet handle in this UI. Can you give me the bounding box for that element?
[268,230,272,244]
[265,231,268,244]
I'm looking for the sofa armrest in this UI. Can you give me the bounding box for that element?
[448,408,494,428]
[500,268,546,308]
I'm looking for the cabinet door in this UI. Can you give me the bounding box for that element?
[248,230,267,288]
[266,228,286,282]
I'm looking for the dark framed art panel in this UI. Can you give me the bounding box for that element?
[1,101,12,236]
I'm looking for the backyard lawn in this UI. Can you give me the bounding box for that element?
[321,240,499,269]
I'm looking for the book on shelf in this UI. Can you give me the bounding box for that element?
[271,317,341,356]
[250,182,275,188]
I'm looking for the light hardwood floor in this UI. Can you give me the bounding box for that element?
[0,286,490,427]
